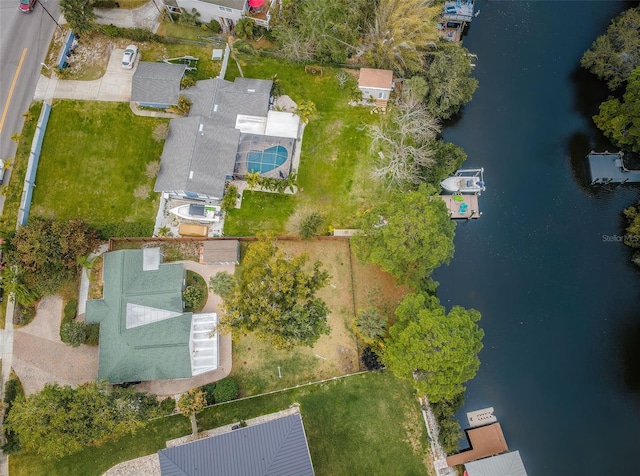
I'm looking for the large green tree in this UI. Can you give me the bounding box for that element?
[593,67,640,153]
[383,293,484,402]
[220,236,331,349]
[178,388,207,439]
[4,382,149,459]
[581,6,640,90]
[423,42,478,119]
[353,184,455,287]
[60,0,96,35]
[4,217,99,303]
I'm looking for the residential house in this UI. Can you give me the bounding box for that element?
[131,62,188,109]
[158,413,315,475]
[85,248,218,384]
[154,76,300,201]
[173,0,280,32]
[358,68,394,107]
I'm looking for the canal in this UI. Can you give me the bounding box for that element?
[433,1,640,475]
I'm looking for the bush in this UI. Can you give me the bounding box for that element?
[2,377,24,454]
[159,396,176,415]
[93,0,117,7]
[61,321,87,347]
[184,270,208,311]
[299,212,325,239]
[207,20,221,33]
[221,184,238,212]
[201,383,217,405]
[99,25,169,43]
[63,299,78,326]
[209,271,234,298]
[84,323,100,346]
[212,378,238,403]
[361,346,383,370]
[183,285,205,310]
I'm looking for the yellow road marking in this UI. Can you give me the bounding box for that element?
[0,47,28,136]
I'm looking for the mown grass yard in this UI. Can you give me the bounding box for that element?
[10,372,428,476]
[224,55,383,236]
[30,101,166,237]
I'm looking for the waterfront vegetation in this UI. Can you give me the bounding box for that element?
[3,0,487,470]
[10,372,428,476]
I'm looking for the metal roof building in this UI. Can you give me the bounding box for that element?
[86,249,218,383]
[158,413,315,476]
[465,451,528,476]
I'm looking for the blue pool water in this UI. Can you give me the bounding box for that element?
[246,145,288,174]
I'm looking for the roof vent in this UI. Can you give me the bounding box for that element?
[213,104,218,112]
[189,171,194,180]
[198,123,204,134]
[248,89,255,93]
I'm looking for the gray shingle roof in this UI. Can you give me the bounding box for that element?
[154,116,240,198]
[132,62,187,105]
[158,413,314,476]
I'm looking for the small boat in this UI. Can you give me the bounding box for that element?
[170,204,221,223]
[440,168,485,194]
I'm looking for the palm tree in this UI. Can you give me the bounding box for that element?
[358,0,441,75]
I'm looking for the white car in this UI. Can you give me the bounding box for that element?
[122,45,138,69]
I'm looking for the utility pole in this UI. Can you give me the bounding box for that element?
[37,0,63,31]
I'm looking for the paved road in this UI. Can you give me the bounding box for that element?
[0,0,60,210]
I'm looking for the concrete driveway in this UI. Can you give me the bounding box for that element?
[34,48,135,102]
[12,295,99,396]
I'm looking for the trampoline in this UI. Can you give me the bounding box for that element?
[246,145,288,174]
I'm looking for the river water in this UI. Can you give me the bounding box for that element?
[433,1,640,474]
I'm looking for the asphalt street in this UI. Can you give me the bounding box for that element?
[0,0,59,211]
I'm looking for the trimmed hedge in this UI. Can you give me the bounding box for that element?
[212,378,238,403]
[99,24,171,43]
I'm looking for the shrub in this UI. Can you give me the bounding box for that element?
[152,124,169,143]
[212,377,238,403]
[84,323,100,346]
[221,184,238,211]
[93,0,117,7]
[201,383,217,405]
[354,308,386,344]
[183,285,205,310]
[99,25,169,43]
[209,271,234,298]
[2,377,24,454]
[299,212,325,239]
[181,75,196,89]
[159,396,176,415]
[207,20,221,33]
[361,346,383,371]
[63,299,78,326]
[61,321,87,347]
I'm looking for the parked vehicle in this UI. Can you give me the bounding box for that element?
[121,45,138,69]
[19,0,36,13]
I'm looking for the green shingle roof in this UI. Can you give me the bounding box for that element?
[86,250,193,383]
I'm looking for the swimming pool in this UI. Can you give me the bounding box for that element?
[246,145,288,174]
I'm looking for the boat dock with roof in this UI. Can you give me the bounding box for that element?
[588,150,640,185]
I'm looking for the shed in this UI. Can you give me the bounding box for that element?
[132,62,187,109]
[358,68,394,105]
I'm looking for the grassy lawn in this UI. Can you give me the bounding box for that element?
[11,372,428,476]
[223,56,383,235]
[30,101,166,236]
[224,190,296,236]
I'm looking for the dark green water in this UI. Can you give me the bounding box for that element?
[433,1,640,474]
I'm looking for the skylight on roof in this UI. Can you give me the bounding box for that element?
[126,303,182,329]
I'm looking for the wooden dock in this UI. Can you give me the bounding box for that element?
[440,194,481,219]
[588,151,640,184]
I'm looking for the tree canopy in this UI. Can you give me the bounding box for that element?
[367,100,441,189]
[423,42,478,119]
[220,236,331,349]
[60,0,96,35]
[3,217,99,304]
[593,67,640,153]
[4,382,151,459]
[352,184,455,287]
[178,388,206,439]
[358,0,441,75]
[581,6,640,90]
[383,292,484,402]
